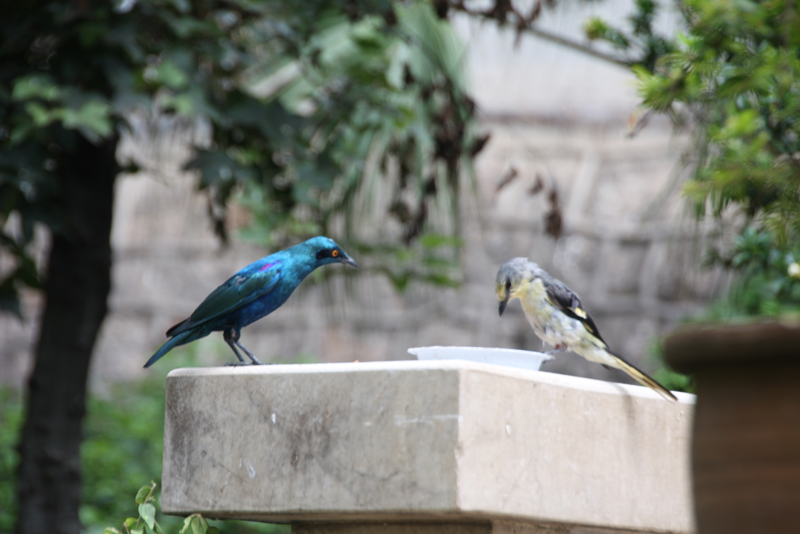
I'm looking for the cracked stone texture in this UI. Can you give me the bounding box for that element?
[161,361,695,533]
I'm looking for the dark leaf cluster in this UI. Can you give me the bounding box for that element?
[583,0,800,318]
[0,0,483,316]
[707,227,800,317]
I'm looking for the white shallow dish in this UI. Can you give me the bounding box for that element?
[407,346,552,372]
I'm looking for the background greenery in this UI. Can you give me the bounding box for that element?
[4,0,800,530]
[1,347,297,534]
[1,0,481,316]
[587,0,800,319]
[1,2,480,531]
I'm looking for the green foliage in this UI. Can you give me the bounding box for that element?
[583,0,675,70]
[645,0,800,227]
[103,482,220,534]
[346,233,463,290]
[102,482,167,534]
[585,0,800,386]
[231,2,477,284]
[0,359,289,534]
[644,340,694,394]
[648,225,800,383]
[0,388,23,533]
[0,0,480,318]
[80,374,178,534]
[706,227,800,317]
[587,0,800,320]
[103,480,285,534]
[647,226,800,386]
[652,365,694,394]
[80,349,290,534]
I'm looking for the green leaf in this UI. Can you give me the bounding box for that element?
[179,515,193,534]
[12,75,61,102]
[59,99,113,141]
[190,516,207,534]
[134,485,151,505]
[103,529,121,534]
[154,60,189,89]
[160,93,195,115]
[584,18,630,48]
[169,0,191,14]
[184,150,240,188]
[24,102,56,127]
[138,503,156,530]
[718,109,762,139]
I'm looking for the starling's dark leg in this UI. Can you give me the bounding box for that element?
[235,339,264,365]
[224,328,264,365]
[223,328,248,365]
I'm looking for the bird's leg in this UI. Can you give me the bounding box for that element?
[545,344,566,356]
[224,328,265,365]
[234,339,265,365]
[223,328,248,365]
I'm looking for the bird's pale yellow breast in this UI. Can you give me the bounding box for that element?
[516,278,553,320]
[508,277,531,299]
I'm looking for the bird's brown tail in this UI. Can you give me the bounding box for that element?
[614,357,677,402]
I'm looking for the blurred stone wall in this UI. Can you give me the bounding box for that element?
[1,116,724,390]
[1,5,726,389]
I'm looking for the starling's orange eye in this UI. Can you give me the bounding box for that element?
[332,250,339,257]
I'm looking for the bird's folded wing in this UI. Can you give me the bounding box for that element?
[544,279,607,346]
[162,266,283,338]
[192,266,281,322]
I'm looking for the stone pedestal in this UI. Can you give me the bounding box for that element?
[161,361,695,533]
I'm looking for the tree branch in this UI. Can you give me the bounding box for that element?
[448,0,632,69]
[523,25,631,67]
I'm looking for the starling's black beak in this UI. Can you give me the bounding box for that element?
[339,253,359,269]
[498,296,509,316]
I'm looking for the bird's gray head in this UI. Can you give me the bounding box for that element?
[495,257,539,316]
[306,236,359,269]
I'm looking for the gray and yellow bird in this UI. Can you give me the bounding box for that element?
[495,257,676,401]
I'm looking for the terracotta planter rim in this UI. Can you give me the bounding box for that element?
[664,318,800,373]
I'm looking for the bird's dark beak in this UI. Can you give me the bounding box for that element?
[339,253,359,269]
[498,295,509,316]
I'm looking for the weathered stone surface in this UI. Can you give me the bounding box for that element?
[162,361,694,533]
[294,523,497,534]
[292,520,628,534]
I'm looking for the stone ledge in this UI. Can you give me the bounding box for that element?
[162,361,694,533]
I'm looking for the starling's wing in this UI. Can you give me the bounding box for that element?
[542,276,608,347]
[166,263,282,337]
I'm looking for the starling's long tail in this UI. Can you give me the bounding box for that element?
[612,356,677,402]
[144,329,202,368]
